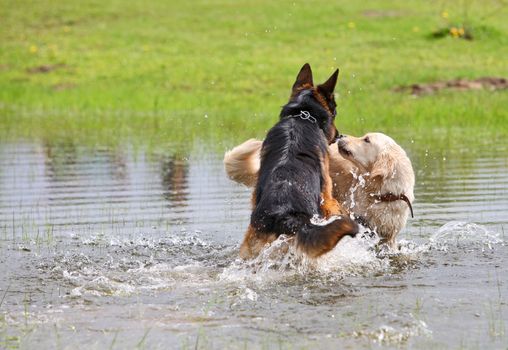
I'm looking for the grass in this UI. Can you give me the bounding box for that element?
[0,0,507,150]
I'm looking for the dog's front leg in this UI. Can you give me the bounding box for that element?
[320,154,348,218]
[320,188,345,218]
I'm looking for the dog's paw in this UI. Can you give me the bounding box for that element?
[320,197,346,218]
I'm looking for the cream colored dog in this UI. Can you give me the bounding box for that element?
[224,133,415,248]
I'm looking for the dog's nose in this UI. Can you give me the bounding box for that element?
[338,133,346,139]
[332,129,340,143]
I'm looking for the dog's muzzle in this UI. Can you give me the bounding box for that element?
[337,139,352,157]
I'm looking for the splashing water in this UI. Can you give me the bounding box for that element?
[352,316,432,345]
[430,221,503,250]
[221,220,504,284]
[222,228,414,282]
[347,171,368,211]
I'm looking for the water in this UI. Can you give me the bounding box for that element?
[0,138,507,349]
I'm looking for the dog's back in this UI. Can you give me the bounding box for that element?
[252,118,326,233]
[240,64,358,259]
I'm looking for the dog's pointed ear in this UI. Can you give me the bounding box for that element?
[292,63,313,94]
[317,69,339,96]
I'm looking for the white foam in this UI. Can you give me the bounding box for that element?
[81,231,210,248]
[352,318,432,345]
[220,229,394,282]
[316,232,389,276]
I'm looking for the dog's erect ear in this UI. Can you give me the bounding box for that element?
[317,69,339,96]
[370,151,396,180]
[292,63,313,94]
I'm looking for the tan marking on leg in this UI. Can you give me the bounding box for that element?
[320,153,348,217]
[250,190,256,208]
[239,225,277,260]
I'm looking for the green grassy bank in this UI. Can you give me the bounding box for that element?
[1,0,507,147]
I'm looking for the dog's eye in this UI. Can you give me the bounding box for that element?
[364,137,370,143]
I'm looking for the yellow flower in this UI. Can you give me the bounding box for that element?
[441,11,449,19]
[412,26,420,33]
[348,21,356,29]
[458,27,465,36]
[29,45,38,53]
[450,27,459,38]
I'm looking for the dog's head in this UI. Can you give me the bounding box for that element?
[337,132,399,179]
[284,63,339,144]
[338,132,415,203]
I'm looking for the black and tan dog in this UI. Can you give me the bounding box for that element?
[240,63,358,259]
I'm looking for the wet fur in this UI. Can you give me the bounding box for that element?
[337,133,415,247]
[238,64,358,259]
[225,133,414,248]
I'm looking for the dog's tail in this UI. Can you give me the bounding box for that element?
[296,216,358,257]
[224,139,262,187]
[260,214,358,258]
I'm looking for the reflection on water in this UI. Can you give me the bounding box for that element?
[160,155,189,207]
[0,139,507,349]
[0,142,242,240]
[1,141,506,242]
